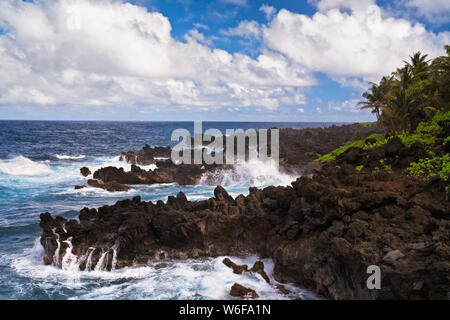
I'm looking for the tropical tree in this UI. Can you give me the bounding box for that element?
[359,46,449,133]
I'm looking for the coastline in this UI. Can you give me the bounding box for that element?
[38,120,450,299]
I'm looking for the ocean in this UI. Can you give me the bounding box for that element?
[0,121,338,300]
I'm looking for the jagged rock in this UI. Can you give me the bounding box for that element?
[93,167,142,185]
[222,258,248,274]
[249,261,270,284]
[40,123,450,300]
[87,179,130,192]
[384,137,403,155]
[74,185,86,190]
[214,186,234,202]
[121,144,171,165]
[80,167,91,177]
[382,250,405,264]
[276,284,291,295]
[229,283,259,299]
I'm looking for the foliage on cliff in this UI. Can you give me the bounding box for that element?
[358,45,450,133]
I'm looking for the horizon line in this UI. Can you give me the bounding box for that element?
[0,119,356,123]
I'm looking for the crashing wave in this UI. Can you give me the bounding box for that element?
[54,154,86,160]
[200,159,297,188]
[0,156,53,176]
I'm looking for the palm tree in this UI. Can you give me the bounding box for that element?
[404,51,430,79]
[358,83,381,120]
[358,76,392,122]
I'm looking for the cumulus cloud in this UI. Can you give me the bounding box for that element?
[259,4,276,20]
[1,0,448,116]
[297,108,304,113]
[262,4,450,82]
[308,0,375,12]
[405,0,450,24]
[328,99,360,113]
[221,20,261,39]
[0,0,312,110]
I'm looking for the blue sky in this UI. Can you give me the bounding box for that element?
[0,0,449,122]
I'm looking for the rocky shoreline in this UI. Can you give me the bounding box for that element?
[39,122,449,299]
[76,123,384,192]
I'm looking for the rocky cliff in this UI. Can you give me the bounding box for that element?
[40,133,449,299]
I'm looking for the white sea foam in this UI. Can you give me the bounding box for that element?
[200,159,297,188]
[93,156,157,172]
[0,156,53,176]
[10,239,320,300]
[54,186,135,196]
[55,154,86,160]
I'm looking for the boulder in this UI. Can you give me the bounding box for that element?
[80,167,91,177]
[229,283,259,299]
[87,179,130,192]
[222,258,248,274]
[249,261,270,284]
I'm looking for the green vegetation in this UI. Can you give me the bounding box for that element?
[359,121,376,127]
[316,133,386,162]
[316,46,449,197]
[358,46,450,134]
[407,153,449,181]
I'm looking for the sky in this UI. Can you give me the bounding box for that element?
[0,0,449,122]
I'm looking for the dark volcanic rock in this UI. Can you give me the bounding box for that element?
[85,122,384,192]
[222,258,248,274]
[42,151,450,300]
[91,162,219,189]
[80,167,91,177]
[41,123,450,300]
[93,167,143,185]
[121,144,171,165]
[87,179,130,192]
[229,283,259,299]
[250,261,270,284]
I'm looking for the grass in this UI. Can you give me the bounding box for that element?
[359,121,376,127]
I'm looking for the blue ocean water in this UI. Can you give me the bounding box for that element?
[0,121,337,300]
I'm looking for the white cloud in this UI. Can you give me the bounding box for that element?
[193,23,210,30]
[185,28,212,46]
[0,0,313,110]
[308,0,375,12]
[297,108,305,113]
[405,0,450,24]
[262,6,450,82]
[316,107,322,113]
[221,20,261,39]
[328,99,360,113]
[260,4,276,20]
[221,0,247,6]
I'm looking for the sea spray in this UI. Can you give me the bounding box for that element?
[111,241,120,271]
[52,228,61,267]
[61,237,78,271]
[55,154,86,160]
[94,251,109,271]
[200,159,297,188]
[85,247,96,271]
[0,156,53,176]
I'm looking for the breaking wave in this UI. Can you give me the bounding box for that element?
[9,239,319,300]
[54,154,86,160]
[0,156,53,177]
[200,159,298,188]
